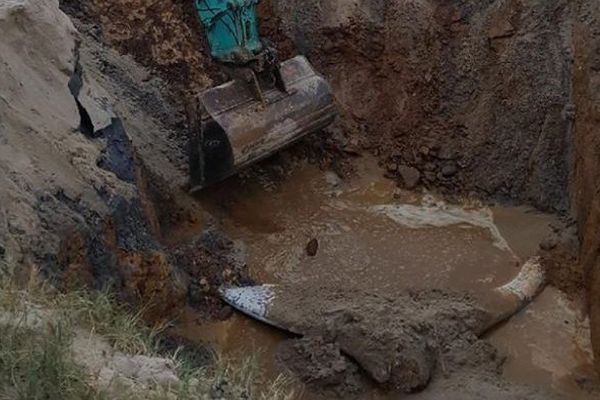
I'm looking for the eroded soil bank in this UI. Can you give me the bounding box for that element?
[572,1,600,376]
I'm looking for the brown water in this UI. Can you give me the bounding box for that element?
[178,158,596,399]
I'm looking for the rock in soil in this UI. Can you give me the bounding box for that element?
[398,165,421,189]
[306,238,319,257]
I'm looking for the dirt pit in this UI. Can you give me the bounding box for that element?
[171,158,597,399]
[35,1,600,399]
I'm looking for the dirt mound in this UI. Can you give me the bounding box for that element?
[0,0,235,322]
[0,0,122,273]
[276,337,367,398]
[268,285,503,396]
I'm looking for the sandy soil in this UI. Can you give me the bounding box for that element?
[0,0,242,323]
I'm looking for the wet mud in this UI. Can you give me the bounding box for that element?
[270,286,493,397]
[200,159,529,297]
[181,159,598,399]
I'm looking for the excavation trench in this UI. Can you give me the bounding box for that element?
[168,158,595,399]
[49,0,600,398]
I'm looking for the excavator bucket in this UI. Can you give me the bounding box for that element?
[189,56,336,191]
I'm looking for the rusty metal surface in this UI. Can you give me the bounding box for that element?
[198,55,336,171]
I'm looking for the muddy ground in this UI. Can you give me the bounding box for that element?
[273,287,495,395]
[190,160,598,399]
[2,0,600,398]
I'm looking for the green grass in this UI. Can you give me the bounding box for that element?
[56,289,162,355]
[0,279,296,400]
[0,307,97,400]
[174,352,297,400]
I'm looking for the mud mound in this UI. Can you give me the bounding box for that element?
[268,285,502,396]
[276,337,367,398]
[266,284,568,399]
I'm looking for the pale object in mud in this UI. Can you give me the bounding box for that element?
[370,202,515,256]
[497,256,545,302]
[218,284,286,331]
[219,256,545,336]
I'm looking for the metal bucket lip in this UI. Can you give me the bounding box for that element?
[190,56,336,191]
[233,102,337,171]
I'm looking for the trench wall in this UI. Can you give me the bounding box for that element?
[269,0,574,212]
[573,1,600,374]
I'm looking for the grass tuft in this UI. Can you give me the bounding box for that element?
[56,289,163,355]
[0,311,97,400]
[174,352,297,400]
[0,277,297,399]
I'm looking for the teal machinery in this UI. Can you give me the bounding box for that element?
[189,0,336,190]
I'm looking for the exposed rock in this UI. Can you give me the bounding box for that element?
[441,164,458,177]
[386,162,398,173]
[325,171,342,188]
[437,147,457,161]
[306,238,319,257]
[488,20,515,40]
[398,165,421,189]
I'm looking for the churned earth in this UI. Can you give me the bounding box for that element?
[2,0,600,399]
[175,158,598,399]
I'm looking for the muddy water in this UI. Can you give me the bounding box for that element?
[200,159,526,296]
[178,158,596,399]
[488,287,597,399]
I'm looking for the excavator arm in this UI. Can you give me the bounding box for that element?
[194,0,263,64]
[189,0,336,191]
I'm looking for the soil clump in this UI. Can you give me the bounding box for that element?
[269,285,510,397]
